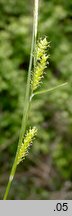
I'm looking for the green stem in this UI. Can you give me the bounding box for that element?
[3,0,39,200]
[3,156,18,200]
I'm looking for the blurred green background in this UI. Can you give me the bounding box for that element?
[0,0,72,199]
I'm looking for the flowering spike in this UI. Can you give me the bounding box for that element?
[31,37,50,91]
[17,127,37,165]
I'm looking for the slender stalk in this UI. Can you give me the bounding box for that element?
[3,0,39,200]
[31,0,38,96]
[34,0,38,40]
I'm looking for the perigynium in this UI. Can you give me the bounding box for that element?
[17,127,37,165]
[31,37,50,91]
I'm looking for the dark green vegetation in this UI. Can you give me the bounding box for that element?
[0,0,72,199]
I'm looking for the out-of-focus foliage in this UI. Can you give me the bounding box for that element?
[0,0,72,199]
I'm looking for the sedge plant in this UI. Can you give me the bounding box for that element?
[3,0,67,200]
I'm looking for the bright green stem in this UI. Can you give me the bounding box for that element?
[31,82,68,98]
[3,156,18,200]
[3,0,39,200]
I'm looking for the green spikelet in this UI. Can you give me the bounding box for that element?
[31,37,50,91]
[17,127,37,165]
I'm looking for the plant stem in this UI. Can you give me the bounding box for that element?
[3,156,18,200]
[3,0,39,200]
